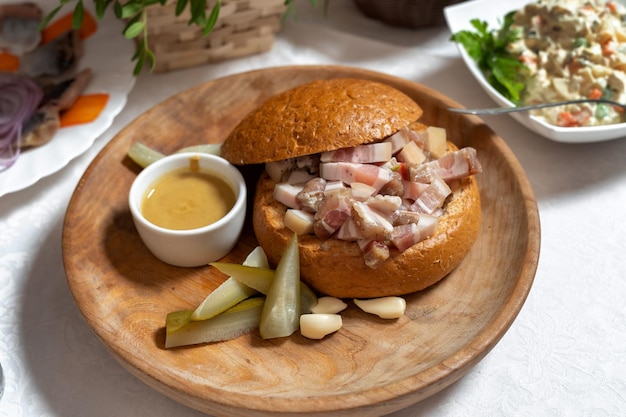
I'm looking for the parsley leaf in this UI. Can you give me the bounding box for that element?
[450,11,528,104]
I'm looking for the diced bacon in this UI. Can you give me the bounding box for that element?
[410,164,435,184]
[399,199,413,211]
[390,224,418,252]
[381,158,410,181]
[391,210,421,226]
[320,162,393,192]
[395,140,426,165]
[365,195,402,215]
[336,218,365,241]
[406,123,427,148]
[266,159,295,182]
[273,182,304,209]
[321,142,392,164]
[462,147,482,176]
[287,169,315,185]
[296,177,327,212]
[294,155,321,172]
[418,213,438,236]
[324,180,347,194]
[313,189,353,239]
[409,176,451,214]
[402,180,428,201]
[385,128,411,153]
[436,147,482,181]
[380,157,399,170]
[396,163,410,181]
[350,182,377,200]
[265,122,481,269]
[351,201,394,241]
[378,171,404,197]
[390,214,438,252]
[358,239,389,268]
[284,209,315,235]
[410,147,482,183]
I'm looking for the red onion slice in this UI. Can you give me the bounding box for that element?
[0,73,43,171]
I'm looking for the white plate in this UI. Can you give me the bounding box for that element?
[444,0,626,143]
[0,0,136,197]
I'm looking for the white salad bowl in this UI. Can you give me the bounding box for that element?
[444,0,626,143]
[128,152,247,267]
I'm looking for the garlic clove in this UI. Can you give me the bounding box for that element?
[299,314,342,339]
[310,296,348,314]
[353,296,406,319]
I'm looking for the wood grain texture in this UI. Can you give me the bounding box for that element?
[62,66,540,417]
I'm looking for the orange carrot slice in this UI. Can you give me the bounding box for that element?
[0,51,20,72]
[40,10,98,45]
[60,94,109,127]
[589,88,603,100]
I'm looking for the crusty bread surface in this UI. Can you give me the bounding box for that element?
[252,164,481,298]
[220,78,423,165]
[224,78,480,298]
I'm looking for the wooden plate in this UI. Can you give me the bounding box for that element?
[63,66,540,417]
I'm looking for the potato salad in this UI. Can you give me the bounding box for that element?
[509,0,626,127]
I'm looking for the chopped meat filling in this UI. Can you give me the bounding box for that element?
[271,124,482,268]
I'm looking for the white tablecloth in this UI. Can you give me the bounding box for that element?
[1,1,626,416]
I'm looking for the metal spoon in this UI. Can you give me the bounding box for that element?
[448,98,626,115]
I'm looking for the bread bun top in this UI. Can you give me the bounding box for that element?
[221,78,423,165]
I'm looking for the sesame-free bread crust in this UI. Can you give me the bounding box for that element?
[224,78,480,298]
[252,164,481,298]
[221,78,423,165]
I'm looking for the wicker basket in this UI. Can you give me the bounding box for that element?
[353,0,464,28]
[144,0,286,72]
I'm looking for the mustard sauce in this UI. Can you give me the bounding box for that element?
[141,165,236,230]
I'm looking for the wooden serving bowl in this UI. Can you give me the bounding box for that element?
[63,65,540,416]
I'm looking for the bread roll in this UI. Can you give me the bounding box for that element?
[222,77,481,298]
[221,78,423,165]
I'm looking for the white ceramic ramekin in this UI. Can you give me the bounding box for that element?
[128,152,246,267]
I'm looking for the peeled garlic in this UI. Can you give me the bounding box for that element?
[354,297,406,319]
[310,296,348,314]
[299,314,342,339]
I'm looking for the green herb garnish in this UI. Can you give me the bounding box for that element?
[450,11,528,104]
[574,37,588,48]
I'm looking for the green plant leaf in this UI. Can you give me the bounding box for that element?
[120,2,144,18]
[202,2,220,35]
[145,48,156,71]
[450,12,527,104]
[133,52,146,76]
[175,0,188,16]
[94,0,111,19]
[72,0,85,28]
[450,30,483,63]
[188,0,206,25]
[124,21,145,39]
[132,36,147,61]
[41,0,322,76]
[491,56,526,102]
[113,1,123,19]
[38,4,63,30]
